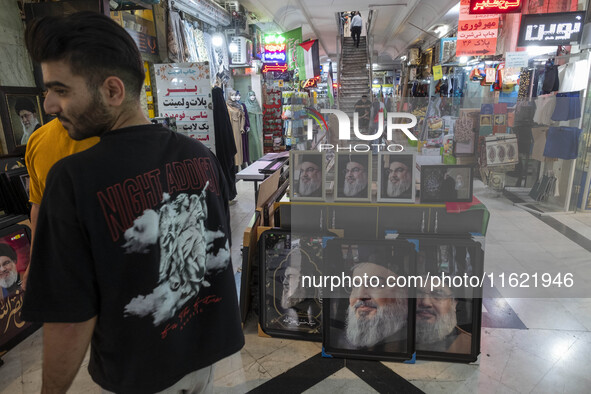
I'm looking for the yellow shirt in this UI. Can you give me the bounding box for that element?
[25,119,99,205]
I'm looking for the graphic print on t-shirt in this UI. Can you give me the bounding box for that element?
[121,183,230,326]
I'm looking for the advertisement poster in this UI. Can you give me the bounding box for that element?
[456,0,499,57]
[154,63,215,152]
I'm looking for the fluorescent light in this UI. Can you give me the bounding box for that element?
[527,46,555,56]
[400,55,407,61]
[229,42,238,53]
[212,34,224,47]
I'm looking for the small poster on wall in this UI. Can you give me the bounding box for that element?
[153,63,215,152]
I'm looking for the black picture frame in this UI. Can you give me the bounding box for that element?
[322,239,417,362]
[420,165,474,203]
[334,152,372,202]
[0,87,45,154]
[0,224,40,355]
[398,234,484,363]
[259,229,334,341]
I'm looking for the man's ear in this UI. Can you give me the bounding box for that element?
[101,76,126,107]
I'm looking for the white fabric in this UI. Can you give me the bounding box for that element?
[559,59,590,92]
[351,15,362,27]
[533,94,556,125]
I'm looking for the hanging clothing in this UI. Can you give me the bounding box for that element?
[543,126,582,160]
[240,102,251,164]
[531,127,548,162]
[227,102,245,165]
[533,94,556,125]
[212,87,237,200]
[551,91,581,121]
[245,96,263,161]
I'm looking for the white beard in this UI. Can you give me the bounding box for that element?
[0,270,18,289]
[299,179,321,196]
[387,177,411,197]
[416,309,457,346]
[343,179,367,197]
[346,299,408,348]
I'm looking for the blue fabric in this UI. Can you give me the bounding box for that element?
[543,126,582,160]
[551,91,581,121]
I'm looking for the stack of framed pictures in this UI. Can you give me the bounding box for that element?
[419,165,474,203]
[0,167,30,216]
[257,230,484,363]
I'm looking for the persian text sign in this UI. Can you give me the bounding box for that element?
[469,0,522,14]
[457,0,498,56]
[517,11,585,47]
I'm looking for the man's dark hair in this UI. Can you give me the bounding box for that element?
[0,243,17,261]
[15,98,36,114]
[361,95,368,98]
[25,11,145,100]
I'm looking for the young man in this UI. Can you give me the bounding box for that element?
[22,11,243,393]
[22,118,99,290]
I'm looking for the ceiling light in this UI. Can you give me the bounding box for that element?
[459,56,468,64]
[400,55,407,61]
[212,34,224,47]
[373,79,379,84]
[229,42,238,53]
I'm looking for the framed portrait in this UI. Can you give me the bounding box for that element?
[0,87,45,153]
[440,37,457,64]
[398,234,484,362]
[290,151,326,202]
[377,152,416,203]
[334,152,371,202]
[259,229,333,340]
[420,165,473,203]
[0,224,40,355]
[322,239,417,362]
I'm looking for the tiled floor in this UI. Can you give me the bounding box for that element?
[2,179,591,393]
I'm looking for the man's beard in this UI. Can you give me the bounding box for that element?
[299,178,321,196]
[0,270,18,289]
[387,176,411,197]
[22,119,39,136]
[346,299,408,348]
[343,178,367,197]
[59,91,114,140]
[416,309,457,347]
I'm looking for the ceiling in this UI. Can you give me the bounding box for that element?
[236,0,461,65]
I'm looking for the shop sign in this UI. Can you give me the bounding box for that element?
[262,63,288,73]
[505,51,529,68]
[457,0,499,57]
[469,0,522,15]
[517,11,585,47]
[263,34,287,64]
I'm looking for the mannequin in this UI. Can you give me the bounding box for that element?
[235,90,251,165]
[245,89,263,161]
[226,88,245,166]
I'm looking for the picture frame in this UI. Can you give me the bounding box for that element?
[0,224,40,355]
[440,37,457,64]
[290,151,326,202]
[377,152,416,203]
[420,165,474,203]
[0,87,45,153]
[322,238,417,362]
[334,152,371,202]
[397,234,484,362]
[259,229,331,340]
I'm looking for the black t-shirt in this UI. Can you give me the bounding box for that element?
[23,124,244,393]
[354,99,371,122]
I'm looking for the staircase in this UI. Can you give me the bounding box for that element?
[338,36,370,118]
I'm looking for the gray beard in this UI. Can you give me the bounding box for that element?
[299,179,321,196]
[387,177,411,197]
[343,179,367,197]
[415,309,457,347]
[346,299,408,348]
[0,270,18,289]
